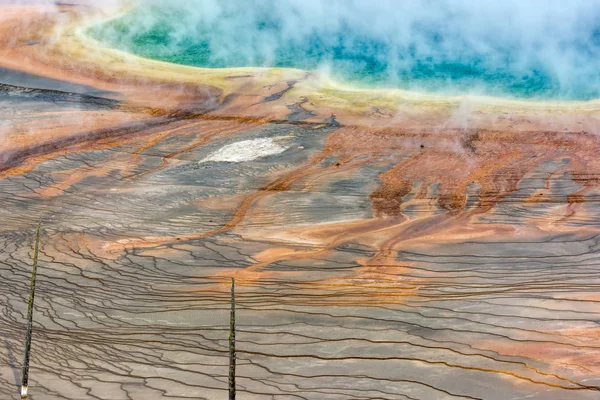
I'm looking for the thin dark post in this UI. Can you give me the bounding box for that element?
[21,223,41,399]
[228,278,236,400]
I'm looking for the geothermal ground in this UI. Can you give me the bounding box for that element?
[2,3,600,400]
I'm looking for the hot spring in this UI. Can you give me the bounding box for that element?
[90,0,600,101]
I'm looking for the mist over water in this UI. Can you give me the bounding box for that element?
[91,0,600,100]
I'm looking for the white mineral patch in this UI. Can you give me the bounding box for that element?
[201,137,291,163]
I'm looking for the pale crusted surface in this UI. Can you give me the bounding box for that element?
[1,3,600,400]
[200,138,291,163]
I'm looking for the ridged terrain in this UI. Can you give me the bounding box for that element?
[1,3,600,400]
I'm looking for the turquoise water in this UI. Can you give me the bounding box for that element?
[90,2,600,100]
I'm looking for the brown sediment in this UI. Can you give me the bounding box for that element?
[474,337,600,380]
[0,5,226,134]
[369,129,600,217]
[104,146,335,251]
[0,113,171,178]
[4,3,600,399]
[34,164,113,198]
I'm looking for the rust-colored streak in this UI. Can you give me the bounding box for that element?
[4,3,600,399]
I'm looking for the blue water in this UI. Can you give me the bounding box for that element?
[90,1,600,100]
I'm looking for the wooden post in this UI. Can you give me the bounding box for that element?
[228,278,236,400]
[21,223,41,399]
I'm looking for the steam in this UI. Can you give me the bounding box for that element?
[0,0,54,3]
[89,0,600,100]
